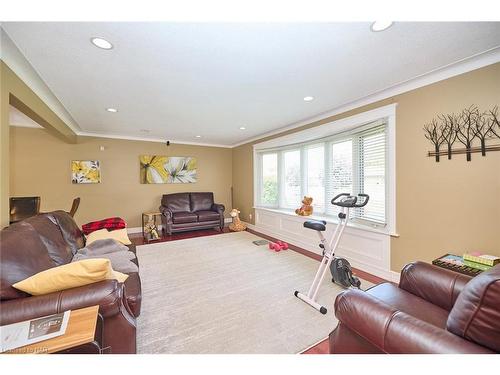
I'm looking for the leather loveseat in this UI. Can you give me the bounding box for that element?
[329,261,500,354]
[159,192,225,235]
[0,211,141,354]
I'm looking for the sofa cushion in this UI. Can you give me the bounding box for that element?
[12,259,128,296]
[367,282,449,328]
[196,210,220,222]
[85,228,132,246]
[0,222,56,300]
[47,210,85,254]
[123,272,142,317]
[173,211,198,224]
[190,192,214,212]
[161,193,190,212]
[26,214,74,266]
[446,264,500,352]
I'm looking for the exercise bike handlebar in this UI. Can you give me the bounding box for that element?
[331,193,370,208]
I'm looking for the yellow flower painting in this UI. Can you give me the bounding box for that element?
[140,155,197,184]
[71,160,101,184]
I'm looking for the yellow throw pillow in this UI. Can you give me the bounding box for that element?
[13,258,129,296]
[85,228,132,246]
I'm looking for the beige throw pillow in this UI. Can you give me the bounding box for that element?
[13,258,128,296]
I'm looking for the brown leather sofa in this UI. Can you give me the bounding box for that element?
[0,211,141,354]
[329,261,500,354]
[159,192,225,235]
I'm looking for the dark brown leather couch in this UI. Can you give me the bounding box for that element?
[159,192,225,235]
[330,261,500,354]
[0,211,141,354]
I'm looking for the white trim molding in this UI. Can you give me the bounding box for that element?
[246,210,397,282]
[253,103,397,236]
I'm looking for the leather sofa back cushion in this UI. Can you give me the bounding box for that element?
[446,265,500,352]
[0,222,55,300]
[47,210,85,254]
[162,193,190,212]
[190,192,214,212]
[25,214,73,266]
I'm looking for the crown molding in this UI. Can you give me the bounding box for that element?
[76,131,233,148]
[230,46,500,148]
[0,27,82,134]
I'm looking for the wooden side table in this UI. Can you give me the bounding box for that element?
[5,306,99,354]
[142,211,162,242]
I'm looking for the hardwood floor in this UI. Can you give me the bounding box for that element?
[131,226,389,354]
[129,227,230,245]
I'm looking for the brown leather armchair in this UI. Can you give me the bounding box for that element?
[160,192,225,235]
[330,261,500,354]
[0,211,141,354]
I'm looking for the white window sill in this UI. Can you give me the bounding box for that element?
[253,206,399,237]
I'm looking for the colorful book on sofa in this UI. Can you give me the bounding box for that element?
[463,253,500,267]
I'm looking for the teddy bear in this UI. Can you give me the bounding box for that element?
[295,196,314,216]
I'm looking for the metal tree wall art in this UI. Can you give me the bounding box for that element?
[424,105,500,162]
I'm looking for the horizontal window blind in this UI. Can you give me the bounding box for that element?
[355,124,387,224]
[256,119,388,227]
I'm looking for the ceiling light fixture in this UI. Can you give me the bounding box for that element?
[91,37,113,50]
[106,108,118,113]
[195,135,202,138]
[303,96,314,102]
[370,21,394,32]
[239,126,246,130]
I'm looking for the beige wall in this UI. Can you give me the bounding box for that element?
[232,63,500,272]
[10,128,233,227]
[1,61,77,228]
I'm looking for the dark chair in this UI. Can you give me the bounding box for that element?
[329,261,500,353]
[69,197,80,217]
[9,196,41,224]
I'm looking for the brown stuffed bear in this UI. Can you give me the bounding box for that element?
[295,196,313,216]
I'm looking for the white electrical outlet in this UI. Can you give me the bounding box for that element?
[249,213,252,220]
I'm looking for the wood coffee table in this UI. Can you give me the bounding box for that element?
[5,305,99,354]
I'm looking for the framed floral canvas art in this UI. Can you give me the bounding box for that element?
[71,160,101,184]
[140,155,197,184]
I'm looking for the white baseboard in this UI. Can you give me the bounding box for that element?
[244,220,401,283]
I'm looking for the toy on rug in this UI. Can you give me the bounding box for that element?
[144,216,160,240]
[268,241,289,252]
[229,208,247,232]
[295,196,313,216]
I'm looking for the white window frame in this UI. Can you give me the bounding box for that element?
[253,103,397,236]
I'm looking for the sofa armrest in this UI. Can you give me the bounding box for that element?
[335,289,492,354]
[211,203,225,214]
[159,205,173,220]
[0,280,127,325]
[399,261,471,311]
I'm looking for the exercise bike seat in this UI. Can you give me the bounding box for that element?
[303,220,327,232]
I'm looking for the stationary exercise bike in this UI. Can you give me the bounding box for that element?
[294,193,369,314]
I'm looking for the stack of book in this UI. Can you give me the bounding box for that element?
[463,253,500,269]
[432,252,499,277]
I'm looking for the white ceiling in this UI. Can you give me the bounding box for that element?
[2,22,500,146]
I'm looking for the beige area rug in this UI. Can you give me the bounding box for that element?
[136,231,372,354]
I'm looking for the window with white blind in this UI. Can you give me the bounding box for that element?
[255,119,388,227]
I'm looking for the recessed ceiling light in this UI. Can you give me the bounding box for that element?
[371,21,394,32]
[239,126,246,130]
[91,37,113,50]
[140,129,150,133]
[195,135,202,138]
[303,96,314,102]
[106,108,118,113]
